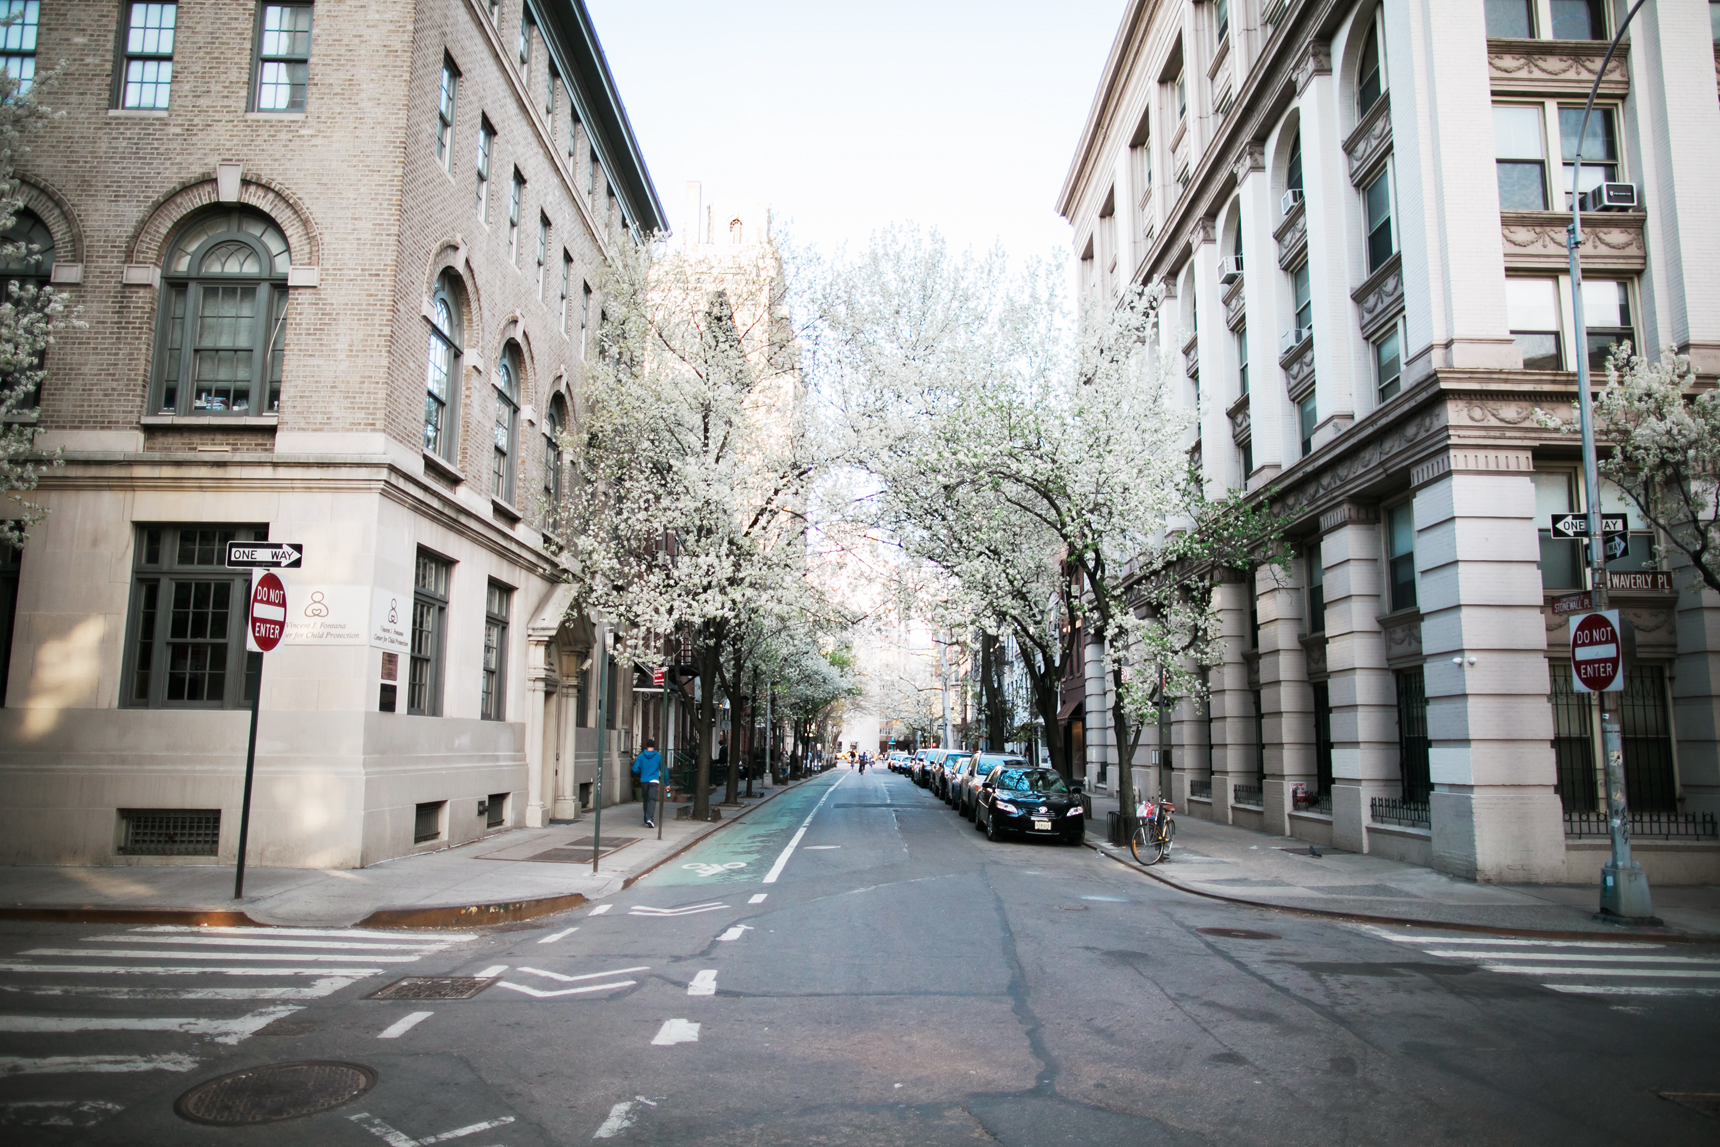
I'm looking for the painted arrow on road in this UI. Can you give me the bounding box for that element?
[627,903,729,917]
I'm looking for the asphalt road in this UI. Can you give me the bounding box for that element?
[3,767,1718,1146]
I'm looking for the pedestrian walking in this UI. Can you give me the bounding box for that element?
[633,739,663,828]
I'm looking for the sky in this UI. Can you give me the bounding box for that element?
[584,0,1128,266]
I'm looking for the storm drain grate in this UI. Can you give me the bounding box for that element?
[366,976,497,1000]
[1196,927,1281,941]
[175,1060,376,1126]
[1659,1092,1720,1121]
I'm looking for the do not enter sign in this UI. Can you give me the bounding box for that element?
[247,571,287,653]
[1570,610,1625,693]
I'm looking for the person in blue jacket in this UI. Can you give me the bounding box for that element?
[632,739,663,828]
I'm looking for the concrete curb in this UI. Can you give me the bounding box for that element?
[0,778,814,931]
[1082,836,1713,944]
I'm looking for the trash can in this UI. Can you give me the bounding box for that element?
[1107,810,1125,847]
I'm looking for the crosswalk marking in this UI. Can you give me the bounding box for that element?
[0,977,362,1000]
[1424,950,1720,965]
[0,1054,199,1076]
[0,1006,300,1045]
[1355,924,1720,998]
[688,970,718,996]
[377,1012,433,1039]
[23,948,424,963]
[132,925,476,942]
[651,1019,700,1046]
[86,935,453,952]
[0,962,385,977]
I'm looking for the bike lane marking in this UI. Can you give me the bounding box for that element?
[761,774,847,884]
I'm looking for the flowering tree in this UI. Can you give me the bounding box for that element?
[812,227,1287,830]
[562,236,816,820]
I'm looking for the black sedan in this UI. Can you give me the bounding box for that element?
[974,767,1085,844]
[956,753,1024,820]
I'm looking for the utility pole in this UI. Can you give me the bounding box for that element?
[1569,0,1650,922]
[591,631,610,875]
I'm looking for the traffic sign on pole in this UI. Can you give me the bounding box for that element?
[225,541,303,569]
[1570,610,1625,693]
[246,571,287,653]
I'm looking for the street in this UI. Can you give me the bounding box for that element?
[2,769,1717,1146]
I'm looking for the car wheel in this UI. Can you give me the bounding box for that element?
[986,811,1004,842]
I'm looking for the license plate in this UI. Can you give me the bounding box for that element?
[1032,819,1052,832]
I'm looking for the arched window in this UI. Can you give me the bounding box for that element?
[543,392,566,510]
[424,275,462,459]
[493,344,522,503]
[729,218,743,245]
[0,209,55,409]
[1357,19,1383,117]
[1286,131,1304,197]
[153,210,291,415]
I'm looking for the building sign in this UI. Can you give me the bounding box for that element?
[370,587,411,653]
[280,585,370,645]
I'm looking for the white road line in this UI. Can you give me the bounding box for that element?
[1425,950,1720,965]
[22,949,420,964]
[748,894,768,905]
[803,846,840,850]
[517,966,649,983]
[0,977,363,1001]
[539,927,579,944]
[1546,984,1720,997]
[688,970,718,996]
[0,1005,300,1046]
[350,1112,516,1146]
[1478,965,1720,978]
[475,965,508,979]
[496,980,636,998]
[627,903,728,917]
[761,773,846,884]
[588,904,613,916]
[1355,927,1656,949]
[0,1099,125,1129]
[87,935,449,952]
[650,1019,700,1046]
[717,925,751,942]
[0,1054,200,1076]
[377,1011,434,1039]
[420,1115,517,1142]
[593,1099,639,1139]
[0,962,385,977]
[135,925,478,941]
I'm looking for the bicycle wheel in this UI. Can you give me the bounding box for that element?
[1129,822,1152,863]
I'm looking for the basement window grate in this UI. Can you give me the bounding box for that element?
[119,808,221,856]
[414,800,445,843]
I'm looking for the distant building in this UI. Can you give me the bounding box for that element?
[1059,0,1720,882]
[0,0,667,867]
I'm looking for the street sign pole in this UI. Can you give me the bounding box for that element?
[234,657,263,900]
[591,633,610,875]
[234,568,288,900]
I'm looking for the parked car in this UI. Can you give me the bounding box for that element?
[911,749,938,787]
[974,766,1085,844]
[956,753,1024,820]
[940,753,976,805]
[931,750,972,802]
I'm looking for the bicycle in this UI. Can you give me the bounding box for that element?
[1129,799,1176,865]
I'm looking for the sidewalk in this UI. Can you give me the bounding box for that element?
[1089,813,1720,939]
[0,781,806,930]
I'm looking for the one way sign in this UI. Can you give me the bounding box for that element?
[225,541,304,569]
[1548,513,1627,540]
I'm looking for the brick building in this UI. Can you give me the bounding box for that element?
[1059,0,1720,883]
[0,0,666,866]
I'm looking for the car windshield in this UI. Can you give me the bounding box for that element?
[977,756,1023,774]
[995,769,1069,794]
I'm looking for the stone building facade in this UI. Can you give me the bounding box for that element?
[0,0,666,867]
[1059,0,1720,883]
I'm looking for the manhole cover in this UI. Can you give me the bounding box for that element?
[366,976,497,1000]
[1197,927,1281,941]
[1660,1092,1720,1121]
[175,1061,376,1126]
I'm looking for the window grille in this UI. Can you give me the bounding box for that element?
[1394,668,1430,803]
[414,801,445,843]
[119,808,220,856]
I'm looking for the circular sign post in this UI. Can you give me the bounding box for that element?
[248,571,286,653]
[1570,611,1622,693]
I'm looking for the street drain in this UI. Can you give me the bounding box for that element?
[1197,927,1281,941]
[175,1060,376,1126]
[366,976,498,1000]
[1660,1092,1720,1121]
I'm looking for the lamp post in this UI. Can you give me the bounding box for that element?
[1568,0,1651,922]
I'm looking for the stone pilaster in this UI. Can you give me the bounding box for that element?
[1413,447,1565,881]
[1321,501,1398,852]
[1258,561,1313,836]
[1171,655,1210,814]
[1670,568,1720,818]
[1210,577,1254,823]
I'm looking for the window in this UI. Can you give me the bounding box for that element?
[475,119,494,219]
[1534,470,1582,590]
[518,12,534,82]
[1600,477,1656,572]
[576,656,591,726]
[567,96,580,163]
[1395,669,1430,803]
[580,282,592,357]
[1485,0,1535,37]
[536,213,549,297]
[409,550,450,716]
[1548,665,1596,812]
[414,800,445,843]
[1298,393,1317,458]
[1494,104,1547,211]
[255,4,313,112]
[1559,105,1616,209]
[1713,0,1720,42]
[1215,0,1229,42]
[1175,72,1186,124]
[1387,501,1416,612]
[544,394,565,508]
[435,58,458,169]
[1507,277,1562,370]
[1236,324,1248,396]
[605,653,617,729]
[494,346,521,503]
[0,1,37,95]
[588,153,599,198]
[560,251,572,333]
[120,3,176,109]
[508,170,525,264]
[1357,18,1382,117]
[0,209,54,408]
[1582,279,1634,367]
[0,540,17,701]
[481,581,511,721]
[1292,262,1312,334]
[153,210,291,416]
[1551,0,1606,40]
[124,525,267,709]
[1285,130,1304,196]
[1363,168,1394,272]
[1375,325,1402,402]
[424,274,460,460]
[1312,682,1333,797]
[729,217,743,245]
[1620,665,1677,812]
[1307,546,1325,633]
[1240,439,1253,479]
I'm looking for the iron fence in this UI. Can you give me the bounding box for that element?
[1190,778,1213,800]
[1370,797,1430,828]
[1563,810,1718,840]
[1233,783,1264,808]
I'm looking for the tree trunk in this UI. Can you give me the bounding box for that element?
[693,645,717,821]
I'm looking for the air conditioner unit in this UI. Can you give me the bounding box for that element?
[1219,255,1244,285]
[1580,181,1638,212]
[1280,326,1313,355]
[1280,187,1304,217]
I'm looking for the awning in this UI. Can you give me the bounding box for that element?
[1057,694,1084,722]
